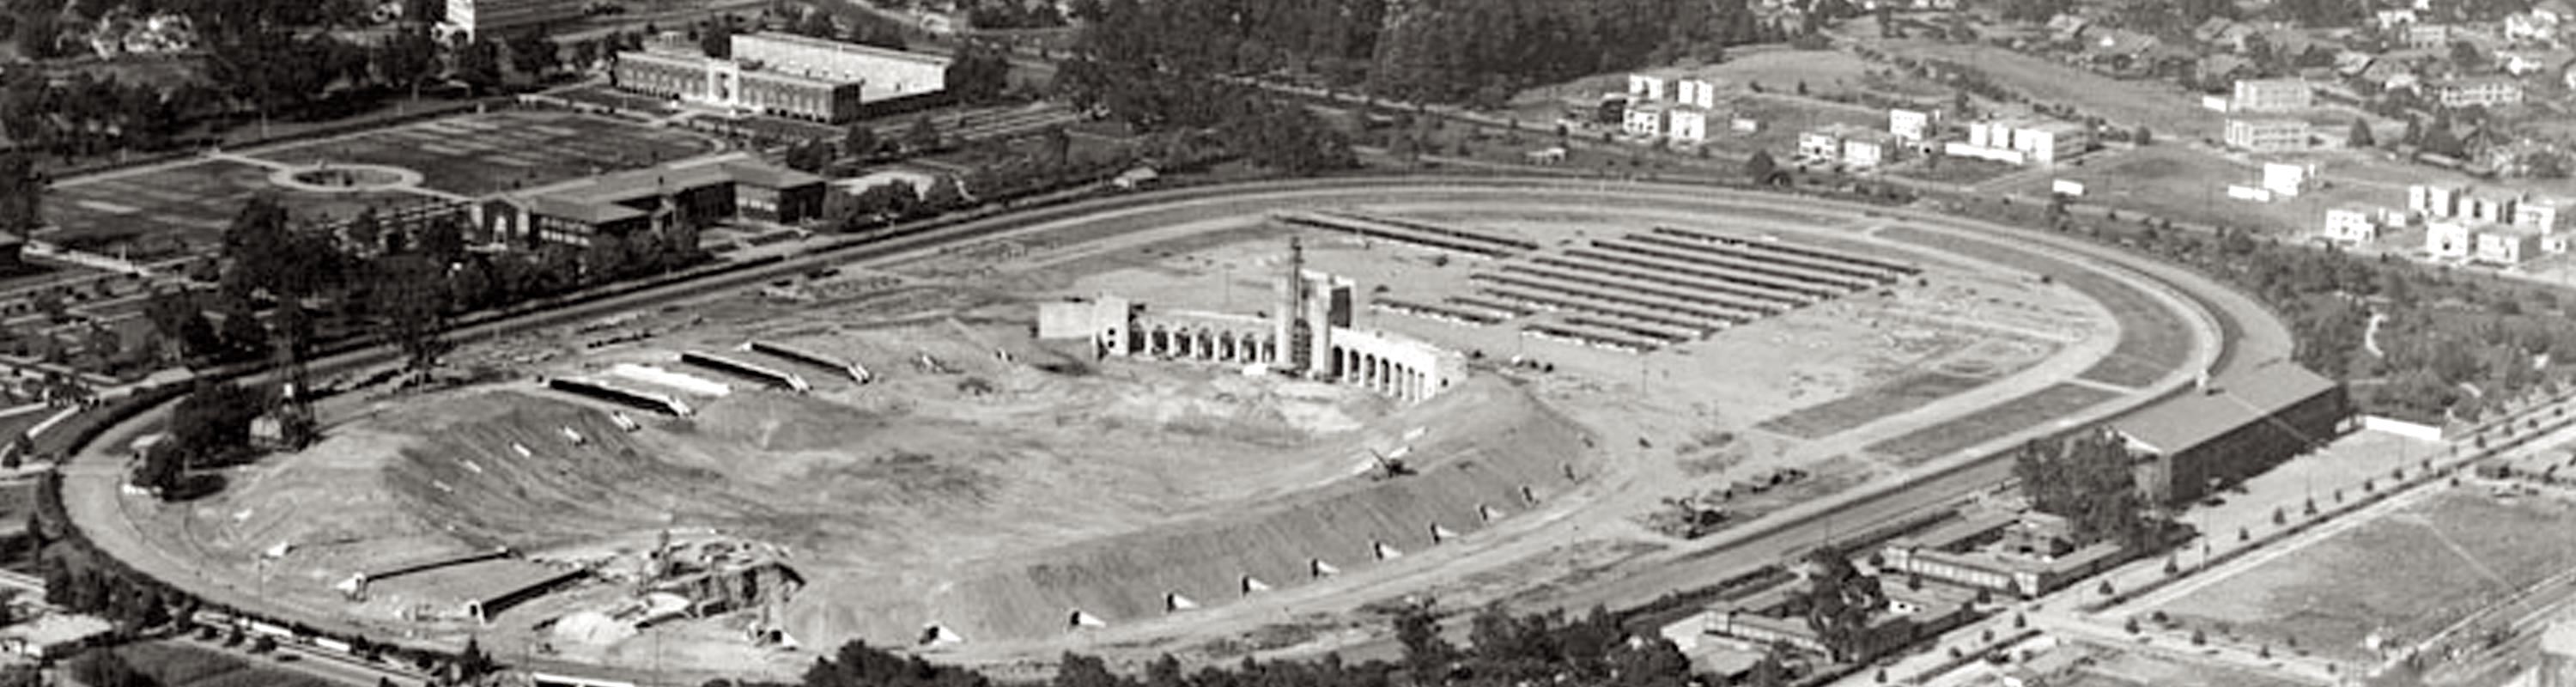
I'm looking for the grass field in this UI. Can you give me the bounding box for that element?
[1759,371,1985,440]
[1865,382,2120,463]
[2154,489,2576,662]
[112,641,337,687]
[2000,146,2383,237]
[252,110,720,197]
[1839,37,2225,140]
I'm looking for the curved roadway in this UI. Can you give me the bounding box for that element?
[57,176,2286,681]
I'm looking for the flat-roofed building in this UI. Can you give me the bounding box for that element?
[1622,103,1666,137]
[2323,207,2379,244]
[2476,223,2546,264]
[1945,117,2090,166]
[2230,78,2314,112]
[2224,118,2312,152]
[1889,107,1931,142]
[2434,77,2525,108]
[441,0,580,39]
[2112,362,2349,506]
[611,33,951,123]
[1667,108,1709,143]
[483,152,828,248]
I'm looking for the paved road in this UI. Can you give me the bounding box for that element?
[56,176,2276,681]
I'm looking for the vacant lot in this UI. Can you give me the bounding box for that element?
[1877,224,2185,387]
[2054,641,2309,687]
[2154,489,2576,662]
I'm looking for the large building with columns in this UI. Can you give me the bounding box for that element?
[1037,241,1467,403]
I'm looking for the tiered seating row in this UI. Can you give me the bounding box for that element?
[1528,255,1807,311]
[1471,272,1751,328]
[1374,298,1507,326]
[1565,246,1840,301]
[1446,295,1540,319]
[1475,286,1716,338]
[1497,264,1775,320]
[1522,322,1663,354]
[1649,226,1917,282]
[1599,237,1877,292]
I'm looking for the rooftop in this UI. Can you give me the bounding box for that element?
[371,557,580,607]
[0,613,112,647]
[2111,360,2338,455]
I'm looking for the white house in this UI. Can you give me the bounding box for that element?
[1628,74,1668,101]
[2261,162,2316,198]
[2476,224,2544,264]
[1889,108,1931,142]
[2427,220,2475,258]
[2323,207,2379,244]
[1675,79,1718,109]
[1623,104,1666,137]
[1668,108,1709,143]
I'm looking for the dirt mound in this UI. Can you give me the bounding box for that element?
[780,377,1595,646]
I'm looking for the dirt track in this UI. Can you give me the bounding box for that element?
[58,177,2268,684]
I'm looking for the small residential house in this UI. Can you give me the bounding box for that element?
[2323,207,2379,244]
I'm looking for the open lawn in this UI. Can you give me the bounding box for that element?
[252,110,720,197]
[1841,37,2224,140]
[41,159,425,260]
[1997,146,2381,237]
[2154,489,2576,662]
[1863,382,2119,463]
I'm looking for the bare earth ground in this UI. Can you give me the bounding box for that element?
[103,185,2176,681]
[2149,488,2576,663]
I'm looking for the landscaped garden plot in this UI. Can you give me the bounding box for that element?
[2154,489,2576,662]
[41,159,422,259]
[252,111,720,197]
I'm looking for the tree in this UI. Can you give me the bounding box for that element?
[2012,429,2164,549]
[1745,149,1781,185]
[457,37,506,94]
[376,28,440,99]
[1394,601,1451,673]
[509,31,562,80]
[945,45,1013,104]
[1801,545,1886,662]
[843,123,880,158]
[169,380,263,465]
[402,0,443,22]
[2348,119,2376,148]
[905,115,943,153]
[0,152,40,241]
[700,18,734,58]
[374,255,453,375]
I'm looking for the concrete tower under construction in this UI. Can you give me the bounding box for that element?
[1273,239,1354,378]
